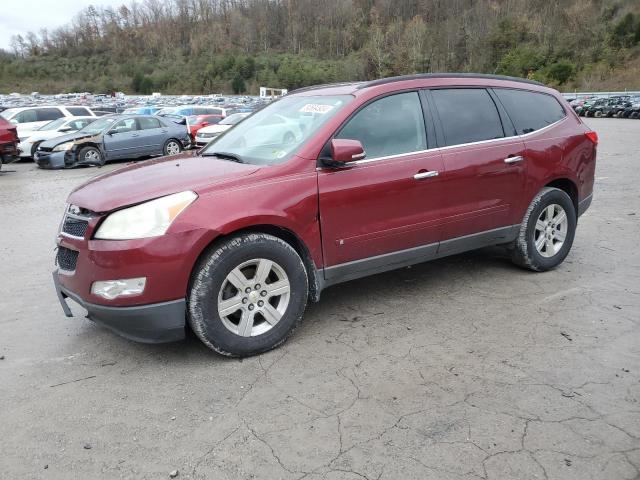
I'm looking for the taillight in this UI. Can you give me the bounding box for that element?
[585,131,598,146]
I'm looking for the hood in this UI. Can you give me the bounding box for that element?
[40,131,100,148]
[67,153,260,212]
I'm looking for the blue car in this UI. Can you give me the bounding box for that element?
[34,114,191,169]
[123,106,161,115]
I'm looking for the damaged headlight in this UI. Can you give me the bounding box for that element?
[94,191,197,240]
[53,141,75,152]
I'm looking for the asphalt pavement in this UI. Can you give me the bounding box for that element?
[0,118,638,479]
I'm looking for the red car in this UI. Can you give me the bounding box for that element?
[0,116,19,170]
[53,74,597,356]
[187,114,224,139]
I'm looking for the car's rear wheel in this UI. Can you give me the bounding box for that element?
[78,146,104,166]
[511,187,576,272]
[188,233,308,357]
[163,139,182,156]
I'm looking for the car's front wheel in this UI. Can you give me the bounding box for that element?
[511,187,577,272]
[78,146,104,166]
[188,233,309,357]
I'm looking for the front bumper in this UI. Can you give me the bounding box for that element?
[35,150,68,169]
[53,271,186,343]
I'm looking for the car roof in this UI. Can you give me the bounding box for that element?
[288,73,554,97]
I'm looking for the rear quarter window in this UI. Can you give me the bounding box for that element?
[494,89,566,135]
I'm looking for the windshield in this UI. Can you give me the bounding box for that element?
[220,113,248,125]
[39,118,67,131]
[78,117,117,134]
[201,95,352,165]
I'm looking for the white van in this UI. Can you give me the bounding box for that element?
[0,106,97,136]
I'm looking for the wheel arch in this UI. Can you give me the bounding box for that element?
[188,224,323,304]
[544,177,578,214]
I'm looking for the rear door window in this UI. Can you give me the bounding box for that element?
[336,92,427,159]
[138,117,162,130]
[37,108,65,122]
[431,89,504,146]
[493,89,566,135]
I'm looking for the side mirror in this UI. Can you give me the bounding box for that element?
[328,138,366,165]
[59,127,72,132]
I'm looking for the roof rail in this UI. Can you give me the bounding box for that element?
[288,82,365,94]
[356,73,545,89]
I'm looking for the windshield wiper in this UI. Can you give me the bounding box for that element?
[202,151,246,163]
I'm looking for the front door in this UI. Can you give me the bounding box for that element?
[103,118,140,159]
[318,91,445,280]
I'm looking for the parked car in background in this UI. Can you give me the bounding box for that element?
[0,106,96,135]
[187,114,226,140]
[123,106,161,115]
[0,116,19,170]
[157,105,229,117]
[35,114,190,169]
[18,117,97,158]
[52,73,596,357]
[622,97,640,118]
[194,112,250,147]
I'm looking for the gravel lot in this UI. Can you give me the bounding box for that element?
[1,118,639,480]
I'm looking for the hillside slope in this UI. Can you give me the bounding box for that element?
[1,0,639,94]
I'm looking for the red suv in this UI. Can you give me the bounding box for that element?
[0,116,19,170]
[53,74,597,357]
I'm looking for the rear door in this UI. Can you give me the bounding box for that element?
[428,88,526,253]
[318,91,445,279]
[137,116,165,154]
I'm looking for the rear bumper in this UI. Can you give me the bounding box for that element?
[578,194,592,217]
[53,271,186,343]
[0,143,19,163]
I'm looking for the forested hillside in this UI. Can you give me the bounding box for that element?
[1,0,640,94]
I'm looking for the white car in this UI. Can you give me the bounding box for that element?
[194,113,250,147]
[0,106,96,136]
[18,116,97,158]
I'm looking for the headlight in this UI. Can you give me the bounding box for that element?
[53,141,75,152]
[94,191,197,240]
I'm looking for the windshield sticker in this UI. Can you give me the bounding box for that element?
[299,104,334,114]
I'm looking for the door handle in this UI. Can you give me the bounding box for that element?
[413,170,439,180]
[504,155,524,164]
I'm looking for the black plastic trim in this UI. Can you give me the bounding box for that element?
[53,272,186,343]
[322,225,520,287]
[578,194,592,217]
[357,73,545,89]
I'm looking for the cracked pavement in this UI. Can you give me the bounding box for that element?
[0,118,639,479]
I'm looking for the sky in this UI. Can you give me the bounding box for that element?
[0,0,126,50]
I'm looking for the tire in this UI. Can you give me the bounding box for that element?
[31,141,42,158]
[188,233,309,357]
[163,139,182,156]
[594,110,602,118]
[511,187,577,272]
[78,146,104,166]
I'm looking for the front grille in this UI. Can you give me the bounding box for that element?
[62,216,89,238]
[56,246,78,272]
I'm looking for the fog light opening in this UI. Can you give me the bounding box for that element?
[91,278,147,300]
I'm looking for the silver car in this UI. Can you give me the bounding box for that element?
[34,114,191,169]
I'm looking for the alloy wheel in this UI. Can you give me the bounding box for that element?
[534,204,568,258]
[217,258,291,337]
[166,141,181,155]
